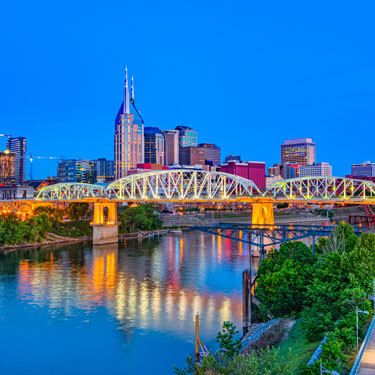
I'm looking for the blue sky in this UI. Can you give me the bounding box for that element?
[1,0,374,178]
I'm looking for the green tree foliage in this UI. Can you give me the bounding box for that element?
[119,204,162,233]
[66,203,92,221]
[255,223,375,374]
[33,205,64,221]
[176,322,293,375]
[0,213,51,245]
[256,241,315,317]
[217,321,242,357]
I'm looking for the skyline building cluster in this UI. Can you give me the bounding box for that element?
[0,69,374,193]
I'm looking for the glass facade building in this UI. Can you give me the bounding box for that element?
[144,127,165,165]
[6,137,27,185]
[175,126,198,148]
[299,162,332,177]
[351,162,375,178]
[95,158,115,182]
[57,159,97,183]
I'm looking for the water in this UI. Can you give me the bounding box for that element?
[0,232,254,375]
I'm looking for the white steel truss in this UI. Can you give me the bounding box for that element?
[36,183,107,201]
[106,169,261,201]
[265,176,375,202]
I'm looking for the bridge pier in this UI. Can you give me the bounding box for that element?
[92,203,118,245]
[251,201,275,226]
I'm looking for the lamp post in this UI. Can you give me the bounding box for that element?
[356,306,369,352]
[319,363,340,374]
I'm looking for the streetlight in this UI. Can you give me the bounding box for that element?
[356,306,369,352]
[320,363,340,374]
[320,363,340,375]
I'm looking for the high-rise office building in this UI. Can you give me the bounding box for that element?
[144,127,165,165]
[57,159,96,183]
[281,138,315,166]
[198,143,221,166]
[162,130,179,166]
[176,126,197,147]
[95,158,115,182]
[6,137,27,184]
[0,150,15,185]
[351,162,375,178]
[300,162,332,177]
[114,68,144,178]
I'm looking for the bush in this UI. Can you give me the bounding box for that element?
[119,204,162,233]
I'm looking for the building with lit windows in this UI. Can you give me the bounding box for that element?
[114,68,144,178]
[219,161,266,189]
[6,137,27,185]
[179,146,205,166]
[95,158,114,182]
[281,138,315,166]
[162,130,179,166]
[175,125,198,148]
[198,143,221,166]
[144,127,165,165]
[224,155,242,163]
[0,150,15,185]
[57,159,96,183]
[299,162,332,177]
[351,162,375,178]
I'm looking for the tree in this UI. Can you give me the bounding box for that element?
[217,321,242,357]
[256,242,315,316]
[66,203,92,221]
[119,204,162,233]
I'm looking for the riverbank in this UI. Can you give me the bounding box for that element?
[0,233,90,253]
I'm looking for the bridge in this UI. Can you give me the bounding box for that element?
[1,170,374,244]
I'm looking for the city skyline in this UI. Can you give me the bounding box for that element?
[1,1,374,178]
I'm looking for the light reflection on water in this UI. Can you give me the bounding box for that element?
[0,231,254,375]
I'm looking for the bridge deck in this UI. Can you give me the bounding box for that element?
[358,323,375,374]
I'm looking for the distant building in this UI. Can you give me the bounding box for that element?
[180,146,205,166]
[282,163,300,179]
[6,137,27,184]
[268,163,282,177]
[198,143,221,166]
[95,158,114,182]
[219,161,266,189]
[162,130,179,166]
[351,162,375,178]
[281,138,315,166]
[266,175,283,188]
[176,125,197,163]
[0,185,34,200]
[144,127,165,165]
[114,68,144,178]
[0,150,15,185]
[57,159,96,183]
[224,155,241,163]
[300,162,332,177]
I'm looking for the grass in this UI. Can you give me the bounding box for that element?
[276,320,320,374]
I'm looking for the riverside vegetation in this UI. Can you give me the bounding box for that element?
[0,203,162,246]
[177,223,375,374]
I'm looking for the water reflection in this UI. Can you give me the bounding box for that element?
[1,232,253,374]
[15,233,250,337]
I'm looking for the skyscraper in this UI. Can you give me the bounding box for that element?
[144,127,165,165]
[281,138,315,166]
[0,150,15,185]
[6,137,27,184]
[114,68,144,178]
[95,158,115,182]
[162,130,179,166]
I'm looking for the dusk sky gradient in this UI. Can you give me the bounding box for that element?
[1,0,374,178]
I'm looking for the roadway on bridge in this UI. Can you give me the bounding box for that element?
[358,325,375,374]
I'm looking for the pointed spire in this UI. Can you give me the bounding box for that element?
[123,66,130,114]
[131,75,135,102]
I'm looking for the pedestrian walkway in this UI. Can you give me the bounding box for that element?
[358,323,375,374]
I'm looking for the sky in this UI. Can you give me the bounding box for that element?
[1,0,374,178]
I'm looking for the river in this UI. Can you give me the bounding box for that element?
[0,231,255,374]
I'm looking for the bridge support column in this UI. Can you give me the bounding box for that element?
[92,203,118,245]
[251,201,275,226]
